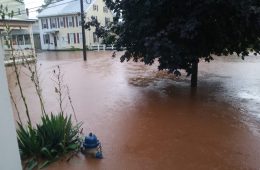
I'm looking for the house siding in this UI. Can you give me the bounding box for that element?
[38,0,113,50]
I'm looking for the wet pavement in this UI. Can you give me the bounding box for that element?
[6,51,260,170]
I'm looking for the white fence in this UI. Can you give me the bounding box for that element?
[4,49,36,65]
[89,44,115,51]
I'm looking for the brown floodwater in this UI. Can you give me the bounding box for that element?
[6,51,260,170]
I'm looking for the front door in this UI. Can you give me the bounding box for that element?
[54,35,57,48]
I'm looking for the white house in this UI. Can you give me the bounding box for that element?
[0,0,36,63]
[37,0,113,50]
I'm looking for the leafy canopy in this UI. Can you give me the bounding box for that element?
[104,0,260,75]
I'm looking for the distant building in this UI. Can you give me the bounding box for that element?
[0,0,37,64]
[37,0,113,50]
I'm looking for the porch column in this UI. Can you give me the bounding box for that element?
[22,35,25,45]
[0,37,22,170]
[29,25,36,57]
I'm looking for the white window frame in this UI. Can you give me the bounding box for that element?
[105,17,110,27]
[93,4,98,11]
[51,18,57,28]
[42,19,48,29]
[59,17,64,27]
[79,33,82,44]
[69,33,74,44]
[103,6,108,13]
[43,34,50,44]
[68,16,73,27]
[24,35,31,45]
[78,17,81,26]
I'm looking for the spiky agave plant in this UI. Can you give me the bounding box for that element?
[17,113,82,169]
[16,124,41,159]
[36,113,82,159]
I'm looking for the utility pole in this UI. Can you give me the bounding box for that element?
[80,0,87,61]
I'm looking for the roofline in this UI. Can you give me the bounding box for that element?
[37,12,81,18]
[37,0,97,18]
[0,19,36,23]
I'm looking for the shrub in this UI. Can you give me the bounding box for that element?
[16,113,82,169]
[17,124,41,159]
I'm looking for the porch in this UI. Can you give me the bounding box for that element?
[0,18,36,65]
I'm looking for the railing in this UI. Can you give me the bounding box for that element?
[89,44,115,51]
[4,49,36,65]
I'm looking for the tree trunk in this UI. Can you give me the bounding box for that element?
[191,61,198,88]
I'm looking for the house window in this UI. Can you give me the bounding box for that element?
[93,4,98,11]
[68,16,73,27]
[103,6,108,13]
[92,16,97,21]
[42,18,48,29]
[24,35,31,45]
[59,17,64,27]
[79,33,82,44]
[93,32,99,43]
[105,17,110,27]
[70,33,74,44]
[43,34,50,44]
[18,8,21,15]
[50,18,57,28]
[78,17,81,26]
[17,35,24,45]
[12,35,17,45]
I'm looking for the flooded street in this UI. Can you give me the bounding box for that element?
[6,51,260,170]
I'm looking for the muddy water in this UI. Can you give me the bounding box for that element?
[6,51,260,170]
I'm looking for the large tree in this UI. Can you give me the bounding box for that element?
[102,0,260,87]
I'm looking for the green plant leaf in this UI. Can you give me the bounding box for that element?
[39,160,50,169]
[26,158,38,170]
[67,143,78,150]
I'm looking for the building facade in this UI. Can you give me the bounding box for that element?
[38,0,113,50]
[0,0,36,63]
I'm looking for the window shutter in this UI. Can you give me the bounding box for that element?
[46,19,49,29]
[41,19,44,29]
[75,16,78,27]
[77,33,79,43]
[74,33,76,43]
[50,18,52,29]
[57,18,60,28]
[66,17,69,27]
[72,16,75,27]
[63,17,66,27]
[67,33,70,44]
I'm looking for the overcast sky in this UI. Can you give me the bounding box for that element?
[24,0,44,19]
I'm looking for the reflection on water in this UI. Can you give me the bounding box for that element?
[6,51,260,170]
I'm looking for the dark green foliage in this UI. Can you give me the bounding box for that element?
[102,34,116,45]
[37,113,81,158]
[17,124,41,158]
[102,0,260,86]
[16,113,82,169]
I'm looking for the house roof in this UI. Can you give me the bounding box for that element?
[37,0,95,18]
[0,18,36,28]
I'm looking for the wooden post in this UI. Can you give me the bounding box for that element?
[80,0,87,61]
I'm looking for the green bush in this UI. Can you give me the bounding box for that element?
[17,113,82,169]
[17,124,41,158]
